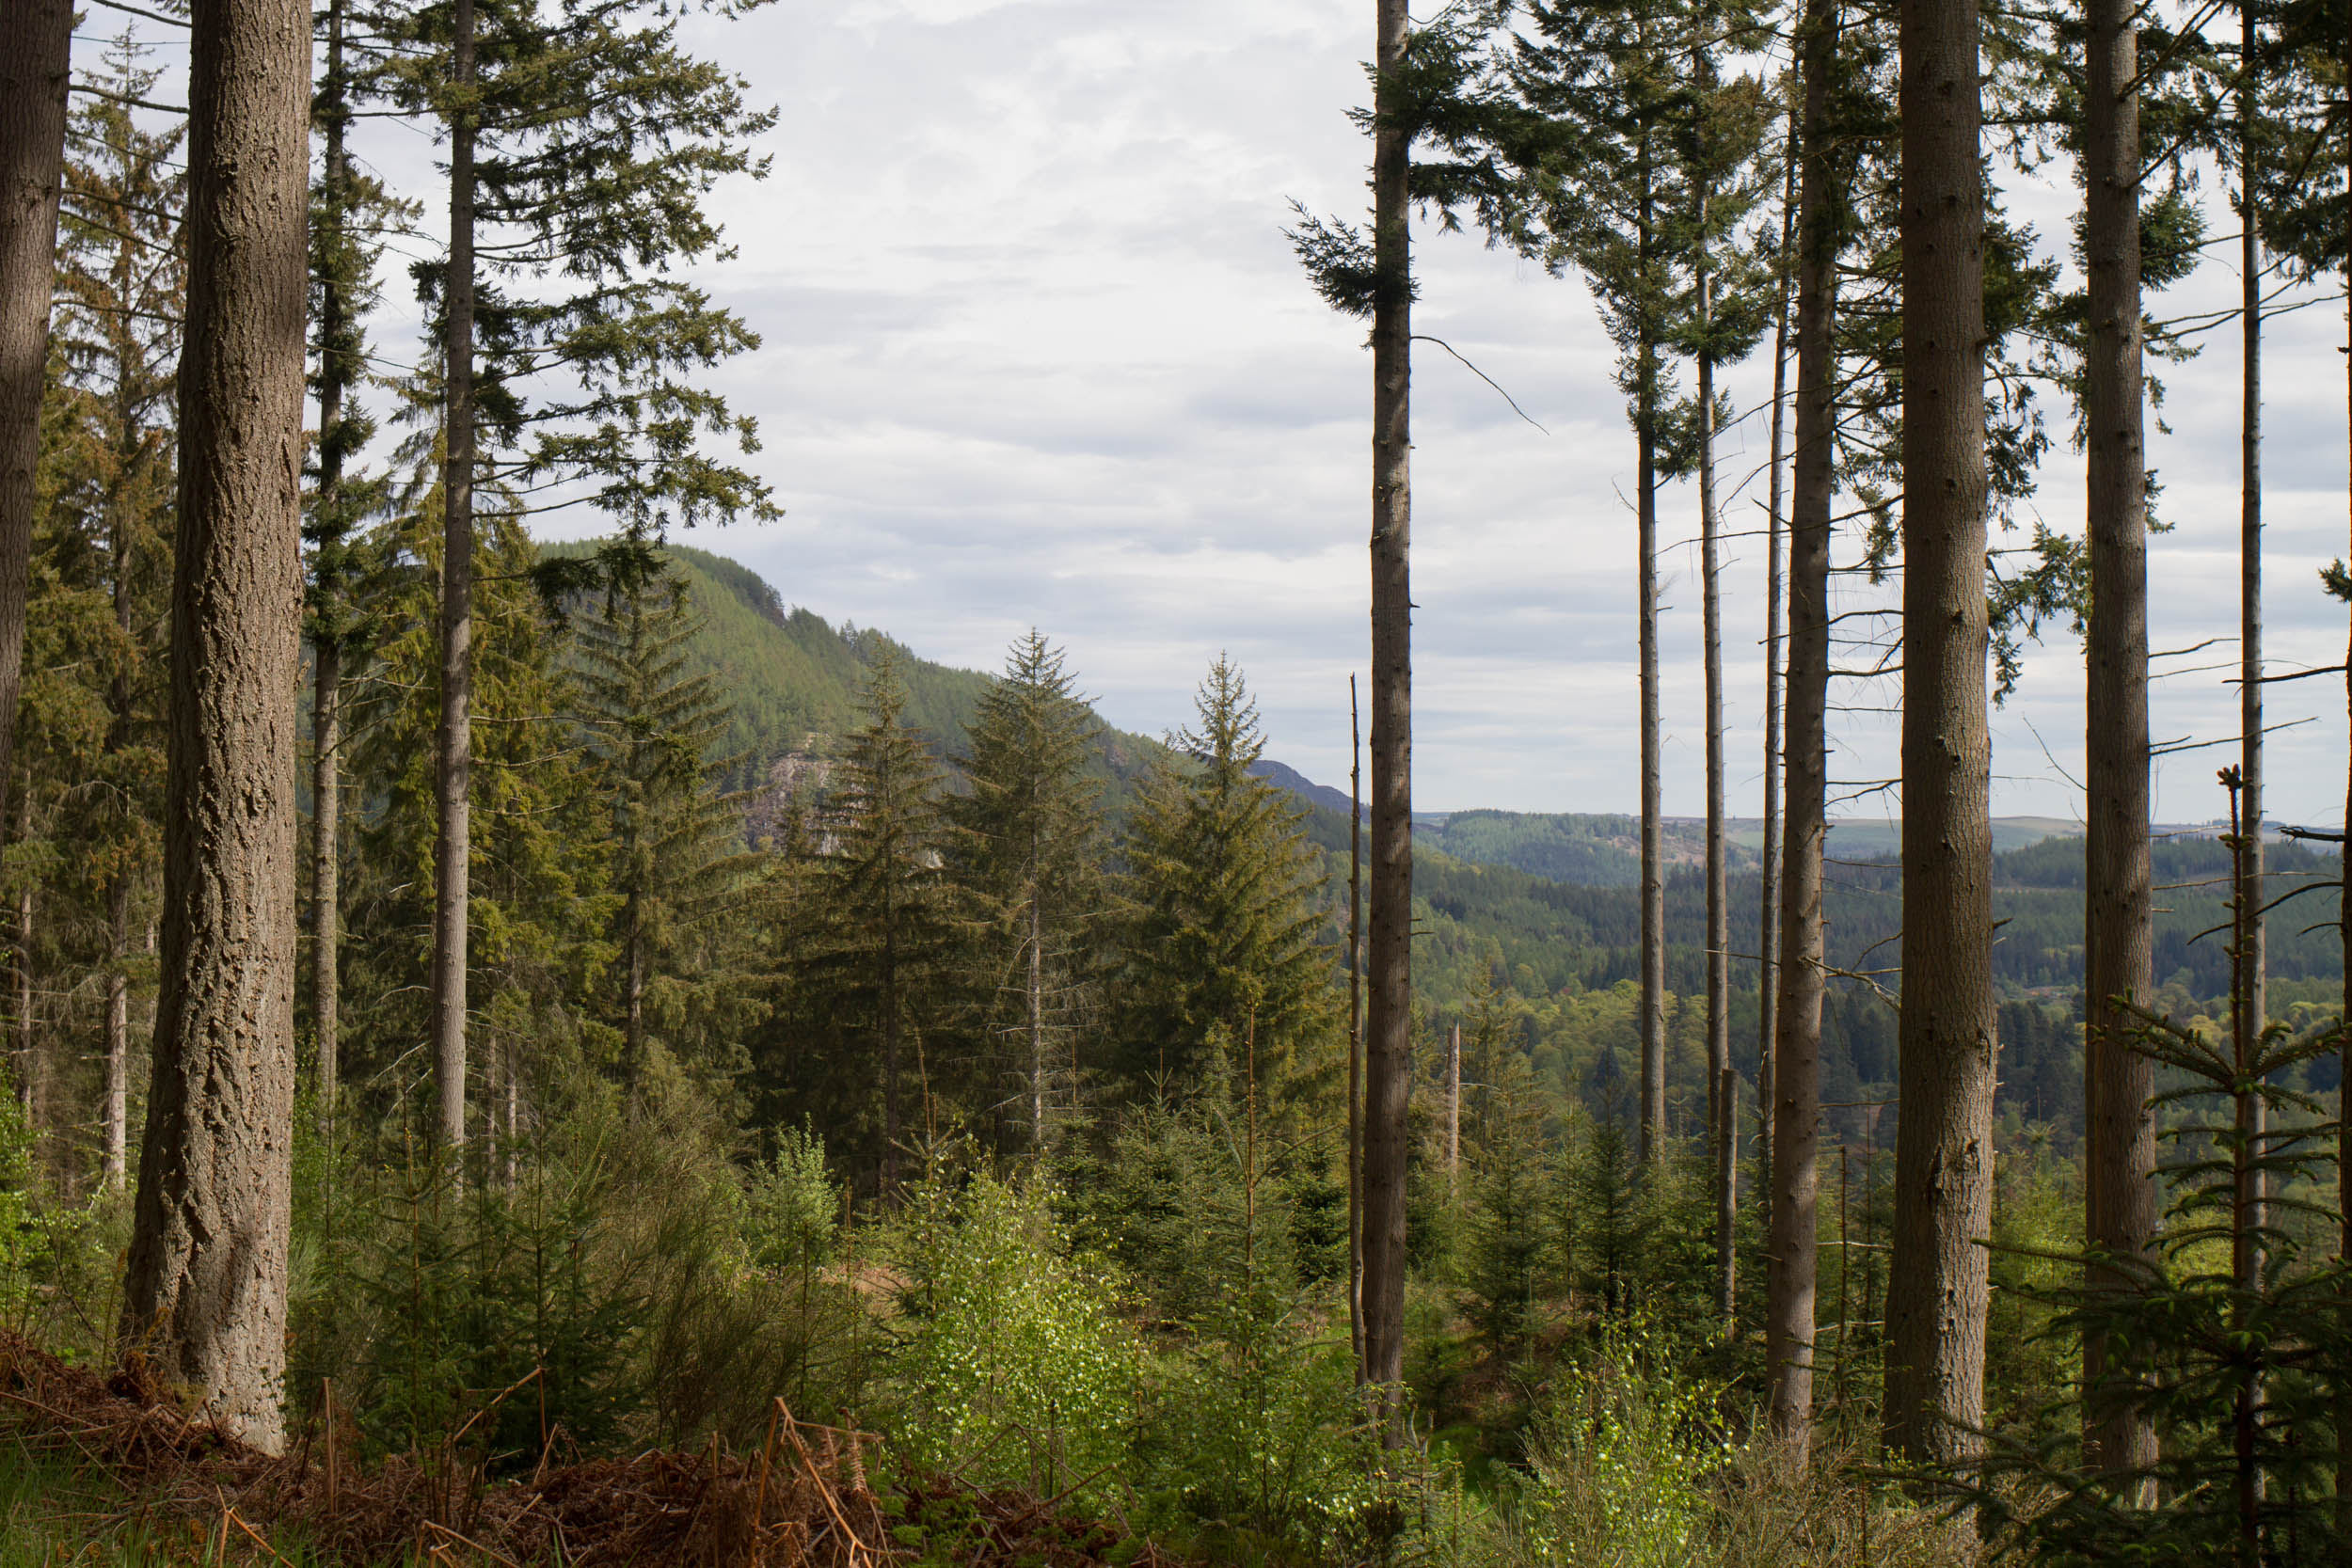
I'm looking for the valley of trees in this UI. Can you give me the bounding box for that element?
[2,0,2352,1563]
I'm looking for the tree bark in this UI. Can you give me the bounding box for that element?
[1757,95,1796,1229]
[312,641,341,1119]
[0,0,72,845]
[1699,271,1735,1330]
[431,0,478,1149]
[1027,858,1045,1151]
[1636,162,1665,1169]
[2236,0,2266,1255]
[13,870,32,1124]
[1348,673,1364,1377]
[310,0,350,1131]
[2080,0,2156,1483]
[1766,0,1837,1453]
[1884,0,1997,1468]
[1360,0,1415,1422]
[121,0,310,1454]
[105,879,131,1188]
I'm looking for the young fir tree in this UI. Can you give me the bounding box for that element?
[44,33,182,1183]
[942,631,1104,1158]
[803,649,961,1198]
[575,565,759,1095]
[381,0,780,1147]
[1113,657,1338,1116]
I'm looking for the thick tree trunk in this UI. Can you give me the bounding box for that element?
[121,0,309,1454]
[431,0,478,1149]
[2080,0,2156,1482]
[1884,0,1997,1468]
[1766,0,1837,1453]
[1348,674,1363,1377]
[1360,0,1414,1420]
[623,915,645,1091]
[0,0,72,842]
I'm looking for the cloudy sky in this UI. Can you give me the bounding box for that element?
[82,1,2352,825]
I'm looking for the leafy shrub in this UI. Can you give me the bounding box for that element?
[888,1165,1136,1501]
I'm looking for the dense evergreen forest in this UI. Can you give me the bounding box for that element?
[2,0,2352,1563]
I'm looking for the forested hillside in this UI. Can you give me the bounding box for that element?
[10,0,2352,1563]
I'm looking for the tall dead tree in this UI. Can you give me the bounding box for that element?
[1360,0,1416,1418]
[1884,0,1997,1467]
[1348,674,1364,1375]
[122,0,310,1454]
[2080,0,2157,1482]
[1766,0,1838,1452]
[0,1,73,848]
[431,0,480,1148]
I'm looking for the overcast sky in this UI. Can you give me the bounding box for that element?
[80,1,2352,825]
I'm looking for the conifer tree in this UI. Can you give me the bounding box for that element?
[942,631,1104,1156]
[0,0,73,847]
[308,0,410,1125]
[381,0,781,1146]
[1885,0,1997,1469]
[48,34,183,1186]
[1113,657,1339,1116]
[807,651,961,1197]
[576,567,757,1094]
[123,0,310,1454]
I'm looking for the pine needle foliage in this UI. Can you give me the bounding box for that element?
[941,631,1104,1158]
[575,565,762,1092]
[1112,657,1340,1113]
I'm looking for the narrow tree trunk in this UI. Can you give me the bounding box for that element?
[121,0,309,1453]
[2228,768,2259,1563]
[2236,0,2267,1254]
[13,872,31,1124]
[1699,290,1735,1331]
[312,641,341,1118]
[2337,31,2351,1520]
[1028,874,1045,1152]
[1360,0,1415,1418]
[310,0,350,1131]
[104,879,130,1188]
[1348,673,1364,1378]
[882,920,900,1197]
[0,1,72,843]
[2081,0,2156,1482]
[1758,98,1796,1224]
[1766,0,1837,1453]
[623,914,645,1091]
[430,0,478,1149]
[1636,230,1665,1164]
[1445,1022,1461,1186]
[1885,0,1997,1468]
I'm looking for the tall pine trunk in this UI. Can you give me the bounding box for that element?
[310,0,352,1128]
[1636,164,1665,1166]
[1885,0,1996,1467]
[1027,869,1045,1152]
[104,879,130,1186]
[0,1,72,847]
[1348,674,1364,1376]
[2235,0,2267,1250]
[1699,296,1734,1328]
[122,0,310,1454]
[1758,96,1797,1218]
[2081,0,2156,1481]
[432,0,479,1148]
[1360,0,1415,1418]
[13,869,31,1122]
[1766,0,1838,1451]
